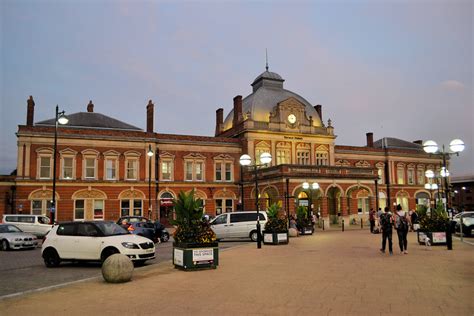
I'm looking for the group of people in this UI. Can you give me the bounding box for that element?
[369,205,418,255]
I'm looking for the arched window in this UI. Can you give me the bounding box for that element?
[255,141,271,166]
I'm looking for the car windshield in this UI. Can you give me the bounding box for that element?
[0,225,22,233]
[95,222,128,236]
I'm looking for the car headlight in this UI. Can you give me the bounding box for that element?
[121,242,139,249]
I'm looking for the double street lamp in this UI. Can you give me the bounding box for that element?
[239,152,272,249]
[302,181,319,221]
[147,145,154,219]
[51,105,68,224]
[423,139,465,214]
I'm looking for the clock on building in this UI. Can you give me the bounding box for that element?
[287,114,297,124]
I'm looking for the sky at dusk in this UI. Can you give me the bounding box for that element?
[1,0,472,176]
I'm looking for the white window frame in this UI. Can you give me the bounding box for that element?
[74,199,85,220]
[214,154,234,182]
[31,199,52,216]
[36,148,53,179]
[397,164,405,185]
[124,151,141,181]
[103,151,120,181]
[215,198,233,215]
[184,153,206,182]
[417,166,425,185]
[407,168,415,185]
[81,150,99,180]
[59,149,77,180]
[255,142,271,166]
[161,159,174,181]
[120,199,143,217]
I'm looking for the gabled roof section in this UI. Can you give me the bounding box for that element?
[35,112,142,131]
[373,137,423,151]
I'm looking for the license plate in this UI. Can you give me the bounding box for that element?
[145,248,154,253]
[24,242,33,246]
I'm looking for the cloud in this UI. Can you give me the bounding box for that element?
[440,80,466,90]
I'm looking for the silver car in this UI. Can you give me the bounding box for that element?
[0,224,39,250]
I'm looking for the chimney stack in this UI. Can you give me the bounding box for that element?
[366,132,374,147]
[27,96,35,126]
[87,100,94,112]
[233,95,242,127]
[314,104,322,121]
[215,108,224,136]
[146,100,154,133]
[413,140,423,145]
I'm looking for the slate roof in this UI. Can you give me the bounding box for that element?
[373,137,423,151]
[35,112,142,131]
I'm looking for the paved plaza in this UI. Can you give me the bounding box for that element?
[0,229,472,315]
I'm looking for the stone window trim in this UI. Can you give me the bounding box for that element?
[255,141,271,166]
[184,153,206,182]
[315,144,329,166]
[36,147,53,180]
[407,165,415,185]
[159,151,175,181]
[103,150,120,181]
[123,150,141,181]
[375,162,385,184]
[397,163,406,185]
[213,154,234,182]
[81,149,100,180]
[59,148,77,180]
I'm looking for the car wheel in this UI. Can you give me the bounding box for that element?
[43,248,60,268]
[101,247,119,263]
[250,230,258,242]
[465,225,473,237]
[0,240,9,251]
[161,232,169,242]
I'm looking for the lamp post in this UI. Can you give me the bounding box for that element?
[51,105,68,224]
[239,152,272,249]
[302,181,319,220]
[147,145,154,219]
[424,180,438,217]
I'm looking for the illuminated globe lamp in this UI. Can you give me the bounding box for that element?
[422,140,438,154]
[449,139,465,154]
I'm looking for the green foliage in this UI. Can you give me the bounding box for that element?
[264,203,288,233]
[296,205,312,227]
[171,190,216,243]
[417,205,428,217]
[419,204,449,232]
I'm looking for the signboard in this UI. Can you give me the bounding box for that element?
[277,233,287,242]
[264,234,272,243]
[299,200,308,206]
[174,248,183,266]
[192,248,214,264]
[432,232,447,244]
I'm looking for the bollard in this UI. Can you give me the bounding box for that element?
[446,227,453,250]
[322,219,325,231]
[361,219,363,229]
[342,219,344,232]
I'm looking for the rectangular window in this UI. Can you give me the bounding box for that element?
[126,160,137,180]
[185,162,193,181]
[40,157,51,178]
[215,163,222,181]
[297,151,310,165]
[316,152,328,165]
[106,159,116,180]
[32,200,42,215]
[94,200,104,220]
[161,161,172,180]
[133,200,142,216]
[276,149,290,165]
[417,169,425,185]
[63,157,73,179]
[378,169,384,184]
[225,163,232,181]
[397,168,405,184]
[225,199,233,213]
[195,162,203,181]
[121,200,130,217]
[407,169,415,185]
[75,200,85,220]
[215,200,223,215]
[85,158,95,179]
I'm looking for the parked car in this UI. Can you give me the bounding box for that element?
[117,216,170,242]
[0,224,39,250]
[122,221,157,243]
[41,221,155,267]
[2,214,52,237]
[451,212,474,237]
[210,211,268,241]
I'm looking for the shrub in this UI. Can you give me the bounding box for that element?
[264,203,288,233]
[296,205,312,228]
[419,203,449,232]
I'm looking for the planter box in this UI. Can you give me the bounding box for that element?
[299,225,314,235]
[417,231,447,246]
[263,231,289,245]
[173,242,219,270]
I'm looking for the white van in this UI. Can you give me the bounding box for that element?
[2,214,52,237]
[210,211,268,241]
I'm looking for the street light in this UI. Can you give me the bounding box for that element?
[239,152,272,249]
[147,145,154,219]
[51,105,68,224]
[302,181,319,221]
[423,139,465,213]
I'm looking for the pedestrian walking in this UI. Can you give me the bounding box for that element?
[395,204,409,254]
[379,207,393,255]
[369,208,376,233]
[411,209,419,231]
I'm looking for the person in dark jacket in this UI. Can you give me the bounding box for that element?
[369,208,376,233]
[379,207,393,255]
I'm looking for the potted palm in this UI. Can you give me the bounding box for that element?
[296,206,314,235]
[171,190,218,270]
[263,203,289,245]
[416,204,449,245]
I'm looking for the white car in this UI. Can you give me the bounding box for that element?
[0,224,39,250]
[210,211,268,241]
[452,212,474,237]
[41,221,155,267]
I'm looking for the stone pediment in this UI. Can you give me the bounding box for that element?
[269,97,312,128]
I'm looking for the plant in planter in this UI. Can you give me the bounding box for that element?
[171,190,218,270]
[263,202,289,245]
[296,206,314,235]
[417,203,450,245]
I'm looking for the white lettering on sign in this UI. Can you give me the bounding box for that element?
[192,248,213,261]
[174,248,183,266]
[277,233,287,242]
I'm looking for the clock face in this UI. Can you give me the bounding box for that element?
[288,114,297,124]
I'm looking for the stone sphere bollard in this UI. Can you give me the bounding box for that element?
[102,254,134,283]
[288,228,298,237]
